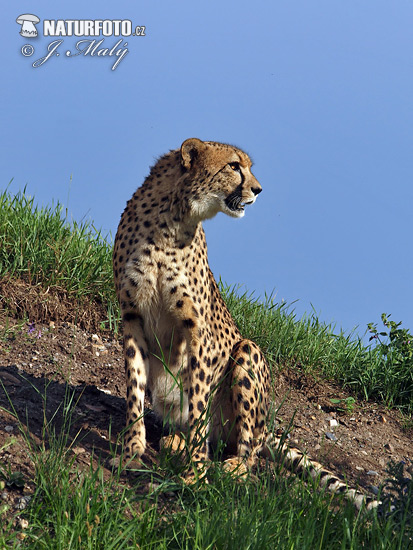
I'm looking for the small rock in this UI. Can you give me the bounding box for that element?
[91,334,103,345]
[84,403,105,413]
[384,443,394,453]
[355,466,364,471]
[15,496,31,510]
[378,415,387,423]
[0,371,20,385]
[87,343,108,356]
[325,432,337,441]
[329,419,339,428]
[366,470,378,476]
[19,518,29,529]
[72,447,86,455]
[97,387,112,395]
[370,486,380,495]
[1,490,8,499]
[5,425,14,433]
[107,456,121,468]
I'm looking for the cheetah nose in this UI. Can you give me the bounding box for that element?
[252,187,262,196]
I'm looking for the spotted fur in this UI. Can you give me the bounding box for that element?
[113,138,377,510]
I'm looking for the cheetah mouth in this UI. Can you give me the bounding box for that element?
[225,196,254,214]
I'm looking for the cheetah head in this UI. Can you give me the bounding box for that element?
[180,138,262,221]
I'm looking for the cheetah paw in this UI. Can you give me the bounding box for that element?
[160,433,188,456]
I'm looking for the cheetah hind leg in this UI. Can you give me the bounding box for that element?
[210,339,270,479]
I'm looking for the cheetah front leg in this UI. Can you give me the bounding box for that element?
[167,313,213,473]
[121,311,150,461]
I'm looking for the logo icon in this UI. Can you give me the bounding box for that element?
[16,14,40,38]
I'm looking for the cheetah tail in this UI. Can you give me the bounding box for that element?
[257,433,379,511]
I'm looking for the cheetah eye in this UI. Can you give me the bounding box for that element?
[229,162,240,172]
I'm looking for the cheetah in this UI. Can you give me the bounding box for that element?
[113,138,377,510]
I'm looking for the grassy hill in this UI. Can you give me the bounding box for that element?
[0,188,412,548]
[1,188,412,414]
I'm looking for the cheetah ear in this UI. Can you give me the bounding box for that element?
[180,138,205,170]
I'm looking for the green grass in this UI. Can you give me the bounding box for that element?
[222,284,413,414]
[0,186,118,327]
[0,388,411,549]
[1,187,413,547]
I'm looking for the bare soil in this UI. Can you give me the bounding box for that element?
[0,280,412,519]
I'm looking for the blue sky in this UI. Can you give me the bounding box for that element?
[2,1,412,341]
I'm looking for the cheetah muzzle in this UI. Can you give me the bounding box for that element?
[113,138,378,511]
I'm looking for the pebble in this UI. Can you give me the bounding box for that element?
[88,343,108,356]
[97,387,112,395]
[72,447,86,455]
[325,432,337,441]
[329,419,339,428]
[384,443,394,453]
[0,371,20,385]
[19,518,29,529]
[366,470,378,476]
[107,456,121,468]
[15,495,31,510]
[370,486,380,495]
[5,425,14,433]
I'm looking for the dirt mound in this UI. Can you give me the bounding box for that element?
[0,276,110,331]
[0,278,412,517]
